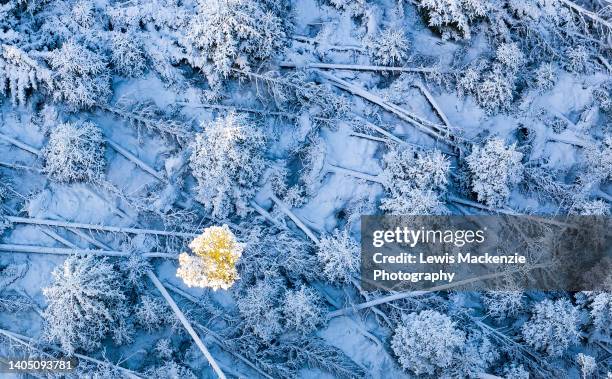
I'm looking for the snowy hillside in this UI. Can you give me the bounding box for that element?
[0,0,611,377]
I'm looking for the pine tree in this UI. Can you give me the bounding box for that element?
[236,277,284,342]
[42,121,106,183]
[46,41,111,109]
[316,229,360,283]
[416,0,488,40]
[521,298,580,357]
[189,112,267,219]
[366,28,410,66]
[282,285,324,334]
[42,255,131,354]
[184,0,286,88]
[391,310,466,375]
[380,147,450,215]
[465,138,523,207]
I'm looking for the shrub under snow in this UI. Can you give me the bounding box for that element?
[189,112,267,219]
[42,255,131,354]
[42,121,106,183]
[521,298,580,357]
[465,138,523,207]
[316,229,360,283]
[391,310,465,375]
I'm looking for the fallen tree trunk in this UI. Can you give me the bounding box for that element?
[0,132,41,156]
[146,271,226,379]
[328,264,548,317]
[6,216,198,238]
[314,70,461,148]
[105,138,167,183]
[269,194,320,244]
[280,61,442,73]
[326,164,384,184]
[164,283,275,379]
[0,244,176,259]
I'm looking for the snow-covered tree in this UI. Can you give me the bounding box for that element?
[42,255,131,354]
[391,310,466,375]
[189,112,267,219]
[145,361,197,379]
[593,82,612,114]
[46,41,111,109]
[495,42,524,74]
[565,45,589,73]
[155,338,173,359]
[588,292,611,334]
[184,0,286,87]
[42,121,106,183]
[475,65,515,114]
[521,298,580,357]
[366,28,410,66]
[236,278,284,342]
[503,364,530,379]
[452,332,498,377]
[282,285,324,334]
[177,225,244,290]
[325,0,367,17]
[533,62,557,91]
[465,138,523,207]
[239,227,320,286]
[380,187,448,215]
[381,147,450,193]
[134,295,175,332]
[316,229,360,283]
[483,290,524,319]
[582,136,612,186]
[416,0,488,40]
[576,353,597,379]
[110,32,147,77]
[380,147,450,215]
[0,45,53,105]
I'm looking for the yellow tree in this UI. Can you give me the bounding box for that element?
[177,225,243,290]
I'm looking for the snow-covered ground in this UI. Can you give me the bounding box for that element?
[0,0,611,378]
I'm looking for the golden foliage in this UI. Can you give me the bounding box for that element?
[176,225,243,290]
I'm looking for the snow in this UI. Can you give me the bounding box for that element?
[0,0,610,377]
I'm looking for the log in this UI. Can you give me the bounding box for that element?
[412,82,453,128]
[0,244,176,259]
[6,216,198,238]
[314,70,460,147]
[163,283,275,379]
[146,271,226,379]
[105,138,167,183]
[326,164,384,184]
[280,61,441,73]
[269,194,320,244]
[0,132,41,156]
[328,264,548,317]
